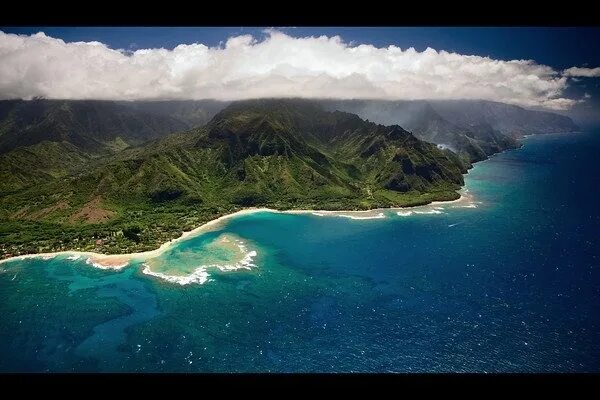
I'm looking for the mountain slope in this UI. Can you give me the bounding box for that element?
[122,100,229,129]
[0,99,192,154]
[0,141,91,193]
[0,99,193,192]
[322,99,577,162]
[0,99,467,256]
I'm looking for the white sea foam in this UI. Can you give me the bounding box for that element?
[41,254,56,260]
[312,212,385,220]
[341,212,385,220]
[85,257,129,270]
[215,249,258,272]
[142,264,210,285]
[216,239,258,271]
[67,255,81,261]
[414,209,444,215]
[397,210,414,217]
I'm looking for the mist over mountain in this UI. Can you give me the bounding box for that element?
[321,99,578,162]
[429,100,579,136]
[121,100,230,130]
[0,99,190,155]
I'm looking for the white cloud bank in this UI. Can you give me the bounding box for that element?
[563,67,600,78]
[0,30,595,110]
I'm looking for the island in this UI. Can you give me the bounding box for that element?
[0,98,577,259]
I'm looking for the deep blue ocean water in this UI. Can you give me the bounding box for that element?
[1,131,599,372]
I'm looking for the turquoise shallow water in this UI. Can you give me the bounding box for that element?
[1,131,599,372]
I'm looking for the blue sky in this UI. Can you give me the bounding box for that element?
[1,27,599,123]
[4,27,599,69]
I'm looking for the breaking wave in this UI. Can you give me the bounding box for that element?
[311,212,386,220]
[141,264,211,285]
[85,258,129,270]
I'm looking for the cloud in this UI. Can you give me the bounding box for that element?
[0,30,593,110]
[563,67,600,78]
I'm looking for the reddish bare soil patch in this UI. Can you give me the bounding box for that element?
[69,196,115,223]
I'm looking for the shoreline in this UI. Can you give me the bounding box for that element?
[283,191,470,219]
[0,207,265,269]
[0,191,473,269]
[0,131,576,269]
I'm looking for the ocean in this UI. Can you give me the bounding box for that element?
[1,131,599,372]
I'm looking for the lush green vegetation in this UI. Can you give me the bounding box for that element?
[1,99,473,257]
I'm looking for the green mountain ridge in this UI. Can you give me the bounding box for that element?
[0,98,578,194]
